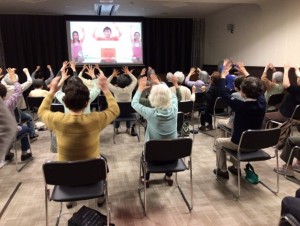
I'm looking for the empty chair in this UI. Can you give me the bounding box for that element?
[217,127,281,199]
[113,102,140,144]
[138,138,193,214]
[211,97,230,129]
[42,157,110,226]
[26,96,45,120]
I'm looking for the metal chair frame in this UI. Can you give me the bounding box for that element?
[217,128,281,199]
[42,158,110,226]
[138,138,193,214]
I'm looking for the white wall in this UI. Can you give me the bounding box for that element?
[204,0,300,67]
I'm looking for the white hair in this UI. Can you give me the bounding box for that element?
[198,71,209,83]
[4,74,19,85]
[272,71,283,83]
[149,84,172,110]
[166,72,173,82]
[173,71,185,84]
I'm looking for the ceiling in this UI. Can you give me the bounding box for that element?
[0,0,267,18]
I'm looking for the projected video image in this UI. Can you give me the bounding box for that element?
[67,21,143,65]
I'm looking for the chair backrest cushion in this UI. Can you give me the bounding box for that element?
[43,158,106,186]
[145,138,192,162]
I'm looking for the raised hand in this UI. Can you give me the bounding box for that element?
[189,67,195,75]
[23,68,29,74]
[35,65,41,71]
[150,74,160,85]
[122,66,130,75]
[86,65,95,79]
[138,76,149,92]
[47,65,52,70]
[98,73,109,93]
[69,61,76,72]
[48,76,62,95]
[111,68,119,77]
[61,61,69,71]
[140,68,146,76]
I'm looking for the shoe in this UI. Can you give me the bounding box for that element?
[206,124,213,130]
[292,163,300,173]
[199,125,206,131]
[5,152,14,161]
[228,165,241,176]
[66,201,76,209]
[164,175,173,186]
[213,168,229,179]
[30,134,39,139]
[21,153,32,161]
[131,127,137,136]
[274,166,294,177]
[140,177,150,188]
[97,196,105,207]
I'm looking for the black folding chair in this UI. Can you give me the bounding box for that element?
[42,158,110,226]
[113,102,140,144]
[266,93,285,112]
[138,138,193,214]
[217,128,281,199]
[26,96,45,120]
[178,100,195,138]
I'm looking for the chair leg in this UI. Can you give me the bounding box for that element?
[55,202,63,226]
[105,181,110,226]
[284,147,300,184]
[175,159,193,211]
[113,126,116,144]
[45,186,49,226]
[137,160,146,214]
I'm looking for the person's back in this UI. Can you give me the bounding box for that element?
[38,69,120,161]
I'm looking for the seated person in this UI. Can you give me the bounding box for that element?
[214,63,266,179]
[261,63,284,111]
[38,69,119,208]
[170,71,193,101]
[263,64,300,128]
[199,71,226,131]
[216,75,245,132]
[107,66,137,135]
[185,67,207,93]
[132,76,178,187]
[31,65,54,90]
[165,72,173,87]
[55,63,100,114]
[0,68,33,161]
[279,188,300,226]
[2,68,38,140]
[275,136,300,177]
[28,79,49,97]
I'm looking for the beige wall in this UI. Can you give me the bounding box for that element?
[204,0,300,67]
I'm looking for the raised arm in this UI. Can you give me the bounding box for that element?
[21,68,33,91]
[44,65,54,85]
[31,65,40,79]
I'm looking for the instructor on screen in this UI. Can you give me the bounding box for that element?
[93,23,122,63]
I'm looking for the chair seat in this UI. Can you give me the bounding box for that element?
[223,148,271,162]
[218,125,232,134]
[51,181,105,202]
[146,159,187,173]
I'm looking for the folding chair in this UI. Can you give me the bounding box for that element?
[42,157,110,226]
[217,127,281,199]
[26,96,44,120]
[284,145,300,185]
[178,100,195,138]
[138,138,193,214]
[90,95,100,112]
[266,93,285,112]
[279,213,300,226]
[50,103,65,113]
[211,97,230,130]
[113,102,140,144]
[49,103,64,153]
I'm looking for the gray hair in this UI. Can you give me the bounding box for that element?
[3,74,19,85]
[198,71,209,83]
[149,83,172,110]
[166,72,173,82]
[173,71,185,84]
[272,71,283,83]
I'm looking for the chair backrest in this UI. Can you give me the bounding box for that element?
[213,97,228,114]
[178,101,194,114]
[98,95,108,111]
[267,93,285,107]
[26,96,45,110]
[145,138,193,162]
[238,128,281,151]
[42,158,106,186]
[291,104,300,121]
[177,112,184,132]
[118,102,136,115]
[193,92,206,110]
[50,103,65,113]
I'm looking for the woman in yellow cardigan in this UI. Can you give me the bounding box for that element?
[38,68,119,161]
